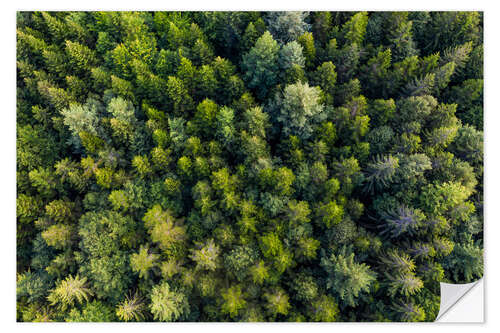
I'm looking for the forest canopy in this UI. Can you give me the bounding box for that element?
[16,11,483,322]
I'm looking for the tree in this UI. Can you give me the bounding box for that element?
[391,301,426,322]
[242,31,279,99]
[116,293,147,322]
[443,236,483,283]
[342,12,369,45]
[215,106,236,148]
[448,79,483,129]
[190,239,220,271]
[143,205,186,251]
[313,62,337,104]
[221,285,247,318]
[273,81,326,140]
[278,41,306,85]
[266,12,310,43]
[297,32,316,68]
[166,76,194,116]
[386,271,424,297]
[130,246,158,279]
[47,275,93,310]
[60,102,99,139]
[41,224,73,249]
[321,247,376,306]
[380,249,416,274]
[379,205,425,239]
[290,272,318,302]
[195,65,217,100]
[316,201,344,228]
[250,260,270,285]
[108,97,136,123]
[243,106,270,138]
[17,270,53,304]
[150,282,190,322]
[28,167,59,198]
[65,40,97,73]
[364,155,399,193]
[66,300,116,322]
[309,295,339,322]
[77,210,136,301]
[286,200,311,225]
[451,125,483,167]
[263,288,290,317]
[386,14,418,62]
[361,48,392,98]
[17,124,59,172]
[312,11,333,44]
[16,11,484,322]
[223,245,258,281]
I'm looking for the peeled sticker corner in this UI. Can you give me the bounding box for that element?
[435,278,484,322]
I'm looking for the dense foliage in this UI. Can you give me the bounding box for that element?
[16,11,483,322]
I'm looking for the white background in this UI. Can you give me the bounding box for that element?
[1,0,497,331]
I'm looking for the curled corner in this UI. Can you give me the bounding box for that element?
[435,278,484,322]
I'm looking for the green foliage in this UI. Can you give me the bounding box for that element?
[60,102,99,138]
[317,201,344,228]
[314,62,337,104]
[392,301,426,322]
[224,245,258,281]
[47,275,93,310]
[66,300,116,322]
[386,271,424,297]
[116,293,147,322]
[279,41,305,71]
[443,237,483,282]
[17,11,483,322]
[65,40,97,73]
[266,12,310,43]
[273,81,326,140]
[41,224,73,249]
[130,246,158,279]
[150,282,190,321]
[321,247,376,306]
[17,270,53,304]
[242,31,279,99]
[297,32,316,68]
[143,205,186,251]
[221,285,247,318]
[190,239,220,271]
[77,210,136,301]
[17,124,59,171]
[310,295,339,322]
[264,288,290,317]
[342,12,369,45]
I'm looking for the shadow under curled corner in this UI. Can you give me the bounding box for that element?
[435,278,484,322]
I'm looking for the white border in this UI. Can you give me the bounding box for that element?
[2,1,498,332]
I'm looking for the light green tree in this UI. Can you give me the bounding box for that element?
[116,293,147,322]
[274,82,326,140]
[47,275,93,310]
[150,282,190,322]
[130,246,158,279]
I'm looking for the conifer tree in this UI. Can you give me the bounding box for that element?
[242,31,279,100]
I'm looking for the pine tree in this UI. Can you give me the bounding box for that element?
[321,247,376,306]
[130,246,158,279]
[150,282,190,321]
[242,31,279,100]
[47,275,93,310]
[273,81,326,140]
